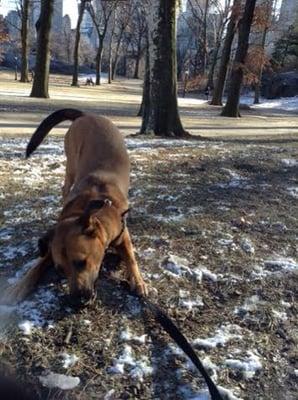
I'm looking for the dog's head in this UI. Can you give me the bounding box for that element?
[40,199,127,306]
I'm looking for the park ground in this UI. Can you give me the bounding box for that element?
[0,71,297,400]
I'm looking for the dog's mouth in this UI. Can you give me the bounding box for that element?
[69,288,97,308]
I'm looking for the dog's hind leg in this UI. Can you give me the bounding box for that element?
[1,254,53,305]
[115,228,147,296]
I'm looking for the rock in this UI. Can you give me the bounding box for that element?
[39,372,80,390]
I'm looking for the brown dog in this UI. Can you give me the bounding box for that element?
[5,109,147,306]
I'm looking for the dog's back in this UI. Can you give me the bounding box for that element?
[26,109,130,196]
[65,114,130,196]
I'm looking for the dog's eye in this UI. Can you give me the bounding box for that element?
[73,259,87,270]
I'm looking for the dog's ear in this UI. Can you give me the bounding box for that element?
[80,199,112,235]
[38,228,55,257]
[121,208,130,220]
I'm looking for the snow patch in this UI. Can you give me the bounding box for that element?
[39,373,80,390]
[179,384,242,400]
[264,258,297,272]
[240,238,255,254]
[216,169,248,189]
[286,186,298,198]
[108,344,153,382]
[225,351,262,379]
[193,324,243,349]
[281,158,298,167]
[18,320,34,335]
[234,295,264,316]
[178,289,204,311]
[120,327,147,344]
[61,353,79,369]
[161,255,192,277]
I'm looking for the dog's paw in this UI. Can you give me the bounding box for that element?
[134,280,148,297]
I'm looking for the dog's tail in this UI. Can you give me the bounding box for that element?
[26,108,84,158]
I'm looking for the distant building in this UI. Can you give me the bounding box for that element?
[28,0,63,36]
[279,0,298,29]
[5,10,20,37]
[80,2,98,49]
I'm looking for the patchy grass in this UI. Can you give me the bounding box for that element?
[0,135,297,400]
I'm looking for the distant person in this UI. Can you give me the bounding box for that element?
[30,70,34,82]
[204,86,210,101]
[86,76,95,86]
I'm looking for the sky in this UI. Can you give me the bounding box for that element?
[0,0,78,28]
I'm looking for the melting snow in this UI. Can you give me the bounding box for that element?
[39,372,80,390]
[286,186,298,198]
[179,384,242,400]
[108,344,153,382]
[193,324,243,349]
[264,258,297,272]
[162,255,192,277]
[225,351,262,379]
[178,289,204,311]
[240,238,255,254]
[216,169,248,189]
[120,327,147,344]
[61,353,79,369]
[18,320,34,335]
[281,159,298,167]
[234,295,264,316]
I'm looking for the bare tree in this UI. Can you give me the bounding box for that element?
[107,8,116,83]
[30,0,54,98]
[221,0,257,117]
[19,0,30,82]
[5,0,31,82]
[140,0,187,137]
[206,0,231,89]
[111,1,132,79]
[87,0,119,85]
[72,0,88,86]
[210,0,241,105]
[129,1,147,79]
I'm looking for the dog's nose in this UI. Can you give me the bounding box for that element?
[70,289,97,307]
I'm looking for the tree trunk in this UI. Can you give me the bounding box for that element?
[221,0,257,117]
[30,0,54,98]
[140,0,187,137]
[95,40,104,85]
[254,27,268,104]
[20,0,30,83]
[207,42,220,90]
[210,0,240,106]
[108,12,116,84]
[72,0,86,87]
[133,52,141,79]
[133,36,142,79]
[202,0,209,75]
[138,42,149,117]
[111,30,124,80]
[108,45,113,84]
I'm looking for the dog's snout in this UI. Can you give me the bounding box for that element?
[70,288,97,307]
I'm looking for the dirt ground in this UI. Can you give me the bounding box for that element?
[0,71,297,400]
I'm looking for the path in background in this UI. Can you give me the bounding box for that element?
[0,71,297,138]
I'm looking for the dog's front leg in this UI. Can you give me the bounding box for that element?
[1,254,52,305]
[115,228,147,296]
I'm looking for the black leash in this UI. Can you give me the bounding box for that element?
[118,280,224,400]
